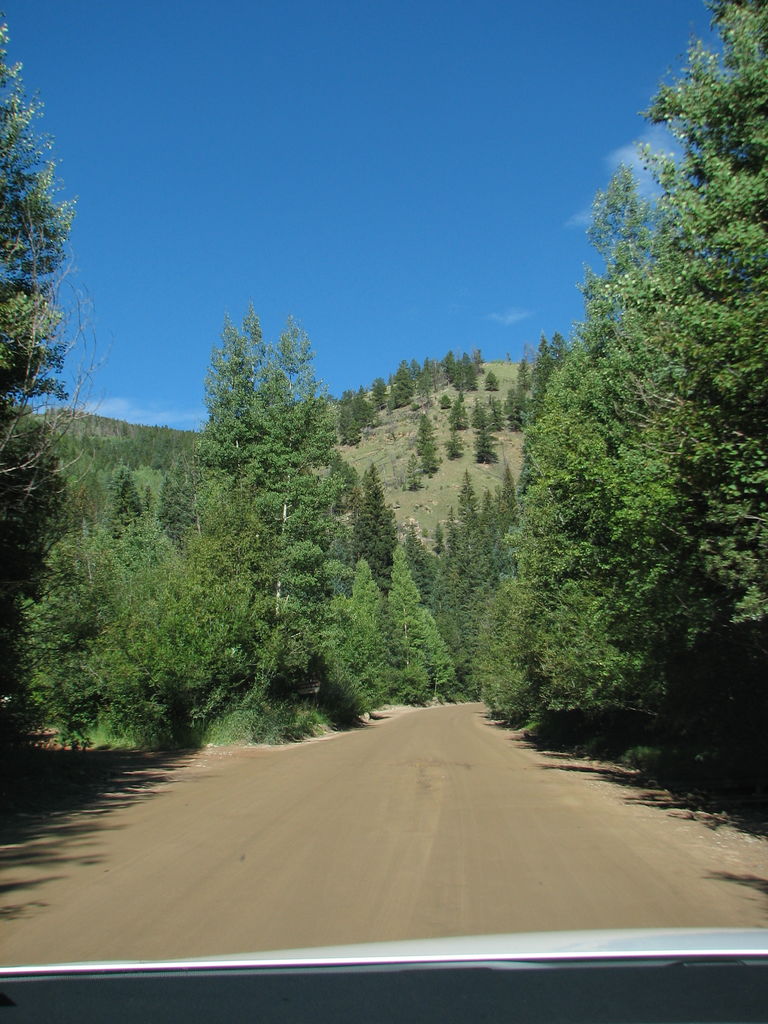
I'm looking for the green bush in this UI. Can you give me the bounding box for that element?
[204,700,326,745]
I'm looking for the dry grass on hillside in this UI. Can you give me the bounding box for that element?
[339,361,524,539]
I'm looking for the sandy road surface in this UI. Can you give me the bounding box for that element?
[1,703,766,965]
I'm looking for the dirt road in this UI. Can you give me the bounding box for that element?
[2,703,766,965]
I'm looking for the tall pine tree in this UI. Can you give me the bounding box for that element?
[351,464,397,587]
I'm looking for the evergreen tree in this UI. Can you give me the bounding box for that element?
[449,392,469,430]
[402,522,437,605]
[484,369,500,391]
[442,350,457,386]
[495,465,518,534]
[158,462,197,545]
[423,357,442,392]
[336,386,375,446]
[371,377,388,409]
[504,387,523,431]
[337,391,362,446]
[473,404,498,463]
[405,453,422,490]
[416,414,440,476]
[108,465,143,537]
[445,425,464,459]
[389,361,414,408]
[415,363,435,404]
[455,354,478,391]
[432,474,493,692]
[488,396,504,432]
[528,334,557,422]
[351,464,397,587]
[550,331,568,363]
[515,359,531,422]
[439,393,452,410]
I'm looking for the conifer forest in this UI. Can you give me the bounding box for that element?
[1,1,767,786]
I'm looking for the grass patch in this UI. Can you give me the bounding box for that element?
[203,701,328,746]
[340,361,524,539]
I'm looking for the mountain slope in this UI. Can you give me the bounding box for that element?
[339,360,523,538]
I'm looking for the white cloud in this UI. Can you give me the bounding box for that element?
[564,207,592,229]
[607,124,679,198]
[565,125,681,229]
[486,307,532,327]
[86,396,205,430]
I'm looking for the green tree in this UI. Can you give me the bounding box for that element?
[488,396,504,432]
[449,392,469,430]
[445,424,464,459]
[0,24,74,740]
[389,361,414,408]
[416,363,434,403]
[323,559,387,719]
[515,359,531,423]
[386,547,455,703]
[644,0,768,625]
[158,461,197,545]
[336,391,362,446]
[484,369,499,391]
[351,464,397,587]
[371,377,388,409]
[473,404,497,464]
[432,474,494,693]
[455,354,478,392]
[416,414,440,476]
[405,453,422,490]
[196,307,265,480]
[528,334,561,422]
[28,523,119,747]
[197,308,339,702]
[107,465,143,537]
[442,350,457,385]
[504,387,523,431]
[402,522,437,606]
[635,0,768,737]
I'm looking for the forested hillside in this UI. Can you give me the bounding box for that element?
[55,353,528,544]
[57,415,196,522]
[336,354,526,540]
[1,1,766,784]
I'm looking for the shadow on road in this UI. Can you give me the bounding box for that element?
[707,872,768,899]
[0,747,195,922]
[485,718,768,844]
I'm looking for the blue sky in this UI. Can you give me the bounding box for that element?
[7,1,714,429]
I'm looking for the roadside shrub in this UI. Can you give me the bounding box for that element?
[386,664,431,705]
[205,699,326,746]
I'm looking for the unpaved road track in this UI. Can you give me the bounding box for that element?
[2,704,766,965]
